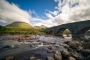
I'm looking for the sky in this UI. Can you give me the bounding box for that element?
[0,0,90,27]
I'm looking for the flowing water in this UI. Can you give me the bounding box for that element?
[0,34,89,60]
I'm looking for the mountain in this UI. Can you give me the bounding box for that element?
[6,21,33,28]
[34,25,48,29]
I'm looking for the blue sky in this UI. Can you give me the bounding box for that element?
[0,0,90,27]
[7,0,58,18]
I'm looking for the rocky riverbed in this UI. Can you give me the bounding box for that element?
[0,34,90,60]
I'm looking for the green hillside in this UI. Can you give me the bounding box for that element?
[0,21,46,34]
[6,21,33,28]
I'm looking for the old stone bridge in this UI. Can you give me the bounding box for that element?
[46,20,90,39]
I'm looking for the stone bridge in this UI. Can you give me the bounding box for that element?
[46,20,90,39]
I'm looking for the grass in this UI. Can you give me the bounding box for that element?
[0,26,46,34]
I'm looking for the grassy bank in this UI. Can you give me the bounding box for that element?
[0,26,46,34]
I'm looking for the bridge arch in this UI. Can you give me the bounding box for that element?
[76,27,90,38]
[48,30,54,35]
[55,28,72,38]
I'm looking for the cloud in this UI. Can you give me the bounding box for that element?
[46,0,90,25]
[30,18,58,27]
[45,13,54,19]
[0,0,31,26]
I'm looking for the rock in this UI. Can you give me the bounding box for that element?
[64,45,70,49]
[47,45,52,50]
[52,50,55,54]
[80,49,90,57]
[61,49,70,58]
[45,35,51,37]
[71,51,78,57]
[54,45,59,48]
[68,57,76,60]
[70,51,83,60]
[18,38,21,42]
[64,41,82,50]
[47,50,52,53]
[46,56,55,60]
[37,59,42,60]
[54,50,62,60]
[30,56,36,60]
[6,56,14,60]
[38,53,42,56]
[77,46,83,51]
[3,45,10,48]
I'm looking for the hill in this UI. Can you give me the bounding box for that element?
[6,21,33,28]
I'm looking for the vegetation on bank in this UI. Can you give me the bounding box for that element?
[0,26,46,34]
[63,29,71,34]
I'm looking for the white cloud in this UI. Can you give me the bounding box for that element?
[30,18,58,27]
[45,13,54,19]
[0,0,31,26]
[45,0,90,25]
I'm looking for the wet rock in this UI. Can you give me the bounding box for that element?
[54,50,62,60]
[3,45,10,48]
[30,56,36,60]
[82,42,90,49]
[35,35,40,39]
[61,49,70,58]
[47,50,52,53]
[52,50,56,54]
[18,38,22,42]
[46,56,55,60]
[80,49,90,57]
[47,45,52,50]
[38,53,42,56]
[68,56,76,60]
[45,35,51,37]
[64,41,82,50]
[77,46,83,51]
[6,56,14,60]
[54,45,59,48]
[37,59,42,60]
[64,45,70,49]
[70,51,83,60]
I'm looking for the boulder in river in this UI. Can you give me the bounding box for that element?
[37,59,42,60]
[47,45,52,50]
[68,56,76,60]
[54,50,62,60]
[70,51,83,60]
[3,45,10,48]
[61,49,70,58]
[64,40,82,50]
[47,50,52,53]
[6,56,14,60]
[46,56,55,60]
[30,56,36,60]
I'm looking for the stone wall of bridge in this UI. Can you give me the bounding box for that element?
[46,20,90,39]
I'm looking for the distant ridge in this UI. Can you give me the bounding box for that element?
[34,25,48,28]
